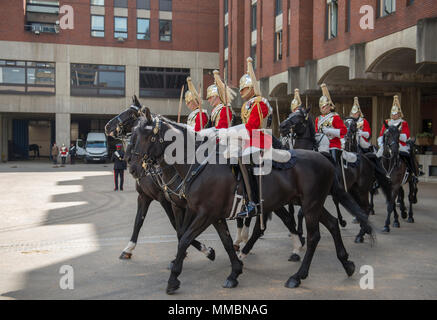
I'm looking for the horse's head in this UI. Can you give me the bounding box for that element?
[344,117,358,152]
[131,107,178,172]
[105,95,144,139]
[382,120,401,159]
[280,106,311,137]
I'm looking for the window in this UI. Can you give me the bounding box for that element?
[251,45,257,70]
[275,0,283,16]
[224,0,228,14]
[70,64,125,97]
[114,17,128,39]
[0,60,55,94]
[159,0,172,11]
[137,0,150,9]
[91,15,104,37]
[91,0,104,5]
[251,3,257,32]
[159,20,172,41]
[326,0,338,39]
[139,67,190,98]
[274,30,282,61]
[114,0,127,7]
[379,0,396,17]
[224,25,228,48]
[137,18,150,40]
[407,0,415,6]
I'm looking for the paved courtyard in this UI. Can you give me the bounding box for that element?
[0,161,436,300]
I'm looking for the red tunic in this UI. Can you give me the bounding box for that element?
[315,114,347,150]
[379,119,410,147]
[359,118,371,142]
[244,99,272,149]
[60,147,68,156]
[194,112,208,132]
[215,107,233,129]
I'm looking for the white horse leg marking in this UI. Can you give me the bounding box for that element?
[200,243,212,257]
[290,234,303,254]
[123,241,136,254]
[241,225,250,244]
[234,227,243,246]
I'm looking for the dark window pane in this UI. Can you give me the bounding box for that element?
[139,66,189,98]
[70,64,125,97]
[159,20,172,41]
[136,0,150,9]
[275,0,283,16]
[159,0,172,11]
[113,0,127,8]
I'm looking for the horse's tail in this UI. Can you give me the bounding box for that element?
[331,176,376,246]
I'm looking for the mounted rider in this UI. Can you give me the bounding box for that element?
[377,95,418,178]
[218,57,273,218]
[185,77,209,132]
[350,97,372,153]
[290,88,302,113]
[207,70,235,129]
[315,83,347,166]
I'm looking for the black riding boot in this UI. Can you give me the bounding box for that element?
[237,163,260,219]
[329,149,342,168]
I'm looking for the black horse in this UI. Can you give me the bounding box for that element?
[105,96,215,264]
[132,108,373,293]
[280,108,348,230]
[380,122,418,232]
[343,118,392,241]
[29,144,40,159]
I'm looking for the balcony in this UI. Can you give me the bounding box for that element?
[25,0,60,34]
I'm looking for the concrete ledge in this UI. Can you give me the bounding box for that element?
[159,11,172,20]
[114,8,128,17]
[137,9,151,19]
[90,6,105,15]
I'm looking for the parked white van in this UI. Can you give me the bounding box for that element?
[84,132,108,163]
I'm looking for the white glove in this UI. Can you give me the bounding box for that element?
[358,130,370,139]
[376,147,383,158]
[198,127,217,139]
[218,124,250,141]
[400,134,407,142]
[322,127,340,138]
[377,136,383,148]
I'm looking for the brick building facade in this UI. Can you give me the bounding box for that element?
[0,0,219,161]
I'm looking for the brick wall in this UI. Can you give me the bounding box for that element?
[0,0,219,53]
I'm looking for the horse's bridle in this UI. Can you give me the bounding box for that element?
[382,130,400,177]
[115,105,146,138]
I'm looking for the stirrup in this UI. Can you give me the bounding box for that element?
[237,201,259,218]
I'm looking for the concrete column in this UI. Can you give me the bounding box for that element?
[55,113,71,148]
[126,64,138,100]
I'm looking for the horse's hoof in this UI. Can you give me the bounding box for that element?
[401,211,407,219]
[369,210,375,216]
[343,261,356,277]
[407,217,415,223]
[351,218,359,224]
[222,278,238,289]
[233,244,240,252]
[354,236,364,243]
[382,226,390,233]
[393,221,400,228]
[119,252,132,260]
[285,277,301,289]
[340,220,347,228]
[166,280,181,295]
[288,253,300,262]
[167,261,175,270]
[206,248,216,261]
[238,252,247,260]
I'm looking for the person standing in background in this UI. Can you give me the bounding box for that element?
[60,144,68,166]
[69,142,77,165]
[51,143,59,166]
[112,144,126,191]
